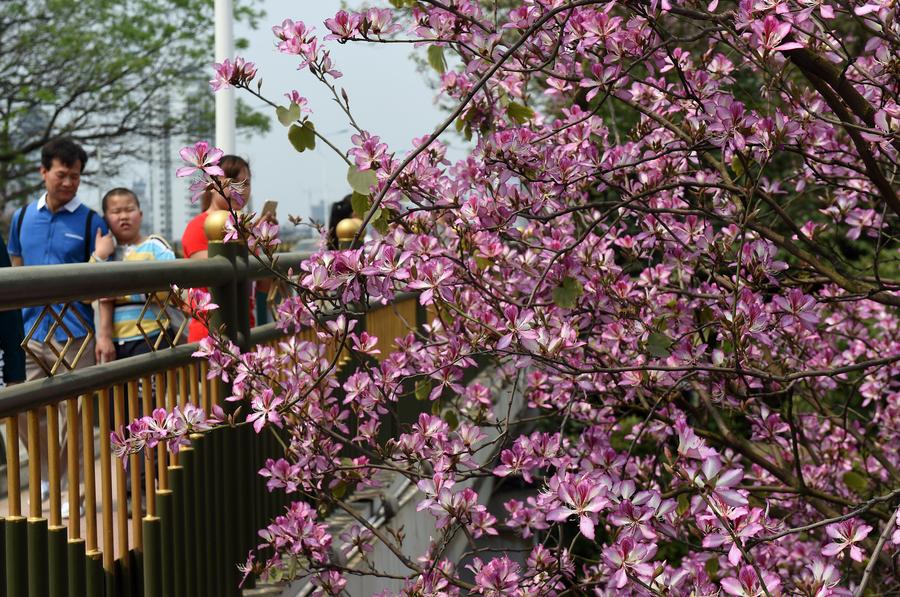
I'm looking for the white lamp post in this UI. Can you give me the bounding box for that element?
[215,0,236,154]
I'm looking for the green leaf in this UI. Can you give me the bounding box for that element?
[646,332,672,358]
[444,410,459,431]
[276,103,301,127]
[552,276,583,309]
[415,379,432,401]
[35,88,57,102]
[476,256,493,270]
[347,165,378,195]
[704,557,720,578]
[843,471,869,495]
[351,191,371,218]
[371,208,390,235]
[427,45,447,74]
[730,156,745,178]
[332,480,347,499]
[287,121,316,152]
[507,101,535,124]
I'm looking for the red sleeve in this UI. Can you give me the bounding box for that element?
[182,214,209,258]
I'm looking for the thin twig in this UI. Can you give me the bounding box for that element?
[855,507,898,597]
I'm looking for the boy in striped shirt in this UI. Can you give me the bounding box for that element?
[92,188,177,360]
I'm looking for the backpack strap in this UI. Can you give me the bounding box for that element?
[14,202,29,251]
[146,233,173,252]
[83,209,96,262]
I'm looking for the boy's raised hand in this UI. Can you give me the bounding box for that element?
[94,228,115,261]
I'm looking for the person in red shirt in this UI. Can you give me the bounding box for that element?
[182,155,257,342]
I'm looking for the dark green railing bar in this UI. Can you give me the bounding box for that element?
[240,426,255,590]
[203,434,216,596]
[224,431,240,596]
[85,552,103,597]
[141,517,161,597]
[0,518,5,597]
[131,549,143,597]
[208,240,246,596]
[47,526,67,597]
[189,438,207,597]
[157,490,174,597]
[0,257,232,310]
[5,517,25,597]
[67,539,86,597]
[26,518,49,597]
[213,430,226,596]
[105,560,115,597]
[169,465,186,597]
[114,559,126,597]
[180,447,198,596]
[207,244,242,350]
[234,244,252,352]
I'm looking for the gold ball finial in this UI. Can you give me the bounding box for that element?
[204,209,232,243]
[335,216,364,244]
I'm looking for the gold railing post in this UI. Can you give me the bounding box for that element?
[336,216,364,250]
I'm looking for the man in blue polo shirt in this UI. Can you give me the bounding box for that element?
[7,137,108,512]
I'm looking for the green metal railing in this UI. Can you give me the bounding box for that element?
[0,234,423,597]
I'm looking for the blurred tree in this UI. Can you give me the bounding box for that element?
[0,0,269,221]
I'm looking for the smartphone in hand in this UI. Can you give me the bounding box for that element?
[260,200,278,219]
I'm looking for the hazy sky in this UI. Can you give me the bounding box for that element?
[82,0,467,237]
[234,0,467,223]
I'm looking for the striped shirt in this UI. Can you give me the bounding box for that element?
[105,236,176,342]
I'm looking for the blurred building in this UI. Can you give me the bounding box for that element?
[310,200,326,225]
[132,179,152,236]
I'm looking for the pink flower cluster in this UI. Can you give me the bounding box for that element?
[111,403,216,459]
[324,9,400,41]
[163,0,900,592]
[210,56,257,92]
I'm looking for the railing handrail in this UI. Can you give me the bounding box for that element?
[0,322,287,418]
[0,251,311,310]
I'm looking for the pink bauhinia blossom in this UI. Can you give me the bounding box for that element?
[471,556,521,596]
[751,15,804,54]
[546,475,611,540]
[721,566,782,597]
[822,519,873,562]
[363,8,399,35]
[210,57,257,91]
[247,388,284,433]
[175,141,224,178]
[324,10,361,41]
[603,537,658,589]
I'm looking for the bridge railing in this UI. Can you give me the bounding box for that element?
[0,228,423,597]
